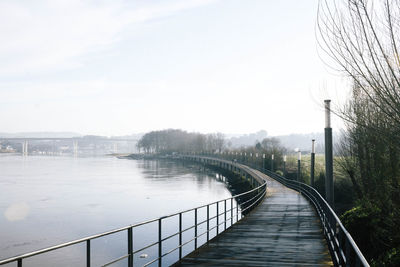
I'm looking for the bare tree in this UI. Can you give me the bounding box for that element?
[318,1,400,263]
[318,0,400,137]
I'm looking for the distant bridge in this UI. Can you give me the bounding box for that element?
[0,137,137,141]
[0,156,369,267]
[0,137,138,155]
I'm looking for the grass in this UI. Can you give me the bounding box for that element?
[284,154,348,182]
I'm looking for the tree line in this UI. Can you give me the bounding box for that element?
[318,0,400,265]
[137,130,287,164]
[136,129,225,154]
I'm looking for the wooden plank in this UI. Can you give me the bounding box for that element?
[174,169,333,266]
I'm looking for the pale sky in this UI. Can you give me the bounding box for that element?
[0,0,349,136]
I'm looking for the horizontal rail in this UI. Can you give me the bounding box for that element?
[0,155,267,267]
[223,154,369,267]
[263,169,368,266]
[132,240,159,255]
[0,217,159,265]
[101,253,129,267]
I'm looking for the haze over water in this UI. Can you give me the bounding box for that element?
[0,155,233,266]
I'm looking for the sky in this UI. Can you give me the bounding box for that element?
[0,0,349,137]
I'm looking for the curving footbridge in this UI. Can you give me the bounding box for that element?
[0,156,368,267]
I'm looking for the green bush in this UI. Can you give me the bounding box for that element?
[341,204,395,264]
[371,247,400,267]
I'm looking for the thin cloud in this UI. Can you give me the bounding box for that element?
[0,0,218,76]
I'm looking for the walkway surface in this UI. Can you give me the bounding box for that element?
[175,167,333,266]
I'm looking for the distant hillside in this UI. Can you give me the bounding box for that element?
[227,130,268,148]
[110,133,144,140]
[226,131,340,153]
[274,132,341,153]
[275,133,324,152]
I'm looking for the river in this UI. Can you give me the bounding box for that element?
[0,154,235,266]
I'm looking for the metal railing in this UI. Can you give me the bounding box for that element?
[263,169,368,267]
[225,155,369,267]
[0,158,266,267]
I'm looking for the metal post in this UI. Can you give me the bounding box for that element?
[230,198,233,226]
[18,259,22,267]
[325,99,334,207]
[283,155,286,177]
[297,151,301,182]
[236,199,239,222]
[206,205,209,242]
[311,139,315,187]
[262,154,265,171]
[224,200,227,231]
[194,208,197,249]
[271,154,274,172]
[128,228,133,267]
[86,240,91,267]
[179,213,182,259]
[216,202,219,234]
[256,153,258,169]
[158,219,162,267]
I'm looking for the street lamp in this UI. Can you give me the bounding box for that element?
[283,155,287,176]
[311,139,315,187]
[297,151,301,182]
[262,153,265,171]
[325,99,334,206]
[271,154,274,172]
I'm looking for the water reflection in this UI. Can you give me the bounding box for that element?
[0,156,235,266]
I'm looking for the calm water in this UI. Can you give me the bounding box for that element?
[0,155,235,266]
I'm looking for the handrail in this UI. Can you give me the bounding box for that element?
[228,155,369,267]
[264,169,368,266]
[0,156,267,267]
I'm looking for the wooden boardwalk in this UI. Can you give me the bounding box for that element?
[175,167,333,266]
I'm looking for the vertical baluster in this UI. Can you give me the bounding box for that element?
[179,213,182,260]
[18,259,22,267]
[216,202,219,234]
[230,198,233,226]
[345,239,351,267]
[194,208,198,249]
[87,240,91,267]
[158,218,162,267]
[236,198,239,222]
[338,228,345,266]
[224,199,227,231]
[128,228,133,267]
[207,205,210,242]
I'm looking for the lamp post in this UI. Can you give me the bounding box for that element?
[263,154,265,171]
[271,154,274,172]
[256,153,258,169]
[283,155,286,176]
[297,151,301,182]
[311,139,315,187]
[325,100,334,207]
